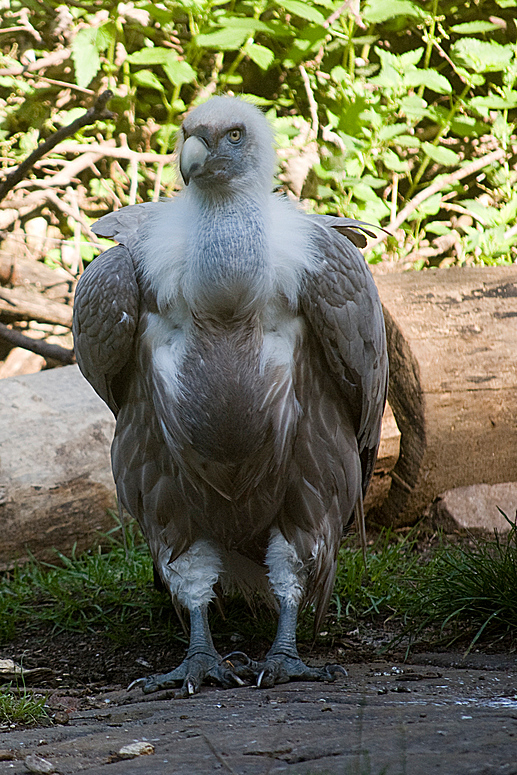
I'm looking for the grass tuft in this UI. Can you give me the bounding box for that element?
[405,512,517,652]
[1,515,516,654]
[0,515,183,646]
[0,684,48,726]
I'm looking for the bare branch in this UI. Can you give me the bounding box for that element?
[0,287,73,327]
[365,148,507,252]
[54,142,174,165]
[0,91,114,202]
[0,322,75,364]
[0,48,71,78]
[299,66,319,139]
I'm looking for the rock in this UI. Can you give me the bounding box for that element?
[0,365,116,570]
[0,750,15,761]
[117,741,155,758]
[427,482,517,533]
[24,753,58,774]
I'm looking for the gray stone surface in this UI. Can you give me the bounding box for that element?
[1,656,516,774]
[0,365,116,569]
[428,482,517,533]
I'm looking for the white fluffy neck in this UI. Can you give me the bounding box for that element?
[138,192,318,316]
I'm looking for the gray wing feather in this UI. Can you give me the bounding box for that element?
[92,201,164,246]
[73,244,139,415]
[302,222,388,491]
[307,214,380,248]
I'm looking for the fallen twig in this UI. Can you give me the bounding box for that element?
[0,91,114,202]
[54,142,174,165]
[0,287,73,327]
[0,322,74,364]
[0,48,71,78]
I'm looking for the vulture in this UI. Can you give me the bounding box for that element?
[73,96,388,697]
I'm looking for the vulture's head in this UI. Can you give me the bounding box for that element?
[177,96,276,196]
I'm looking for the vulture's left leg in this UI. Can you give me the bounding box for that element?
[129,540,244,697]
[252,530,345,689]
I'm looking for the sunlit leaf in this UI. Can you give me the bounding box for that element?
[279,0,326,24]
[471,93,517,110]
[404,69,452,94]
[451,39,514,73]
[195,27,249,50]
[422,142,460,166]
[131,69,164,92]
[382,148,409,172]
[450,20,502,33]
[247,43,274,70]
[399,95,429,120]
[163,59,197,86]
[72,27,104,88]
[127,48,172,65]
[363,0,424,23]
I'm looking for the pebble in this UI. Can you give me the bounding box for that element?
[117,742,155,759]
[24,753,58,774]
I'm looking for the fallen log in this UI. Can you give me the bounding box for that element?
[1,265,517,566]
[0,286,73,327]
[375,265,517,527]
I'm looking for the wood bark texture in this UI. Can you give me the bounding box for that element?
[1,265,516,565]
[375,265,517,526]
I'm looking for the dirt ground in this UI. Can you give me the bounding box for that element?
[1,628,516,775]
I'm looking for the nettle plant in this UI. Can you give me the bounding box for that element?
[0,0,516,265]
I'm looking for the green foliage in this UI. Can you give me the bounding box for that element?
[2,519,516,654]
[0,0,516,265]
[0,516,184,646]
[0,685,48,726]
[406,513,517,651]
[333,519,517,650]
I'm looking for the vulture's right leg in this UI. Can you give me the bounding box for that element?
[129,540,244,698]
[251,530,346,688]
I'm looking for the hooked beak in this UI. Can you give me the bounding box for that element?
[180,135,209,186]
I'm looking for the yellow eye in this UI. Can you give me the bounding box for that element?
[228,128,242,143]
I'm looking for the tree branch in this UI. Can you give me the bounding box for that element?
[0,90,114,202]
[365,148,507,253]
[0,322,75,365]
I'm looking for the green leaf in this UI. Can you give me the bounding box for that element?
[411,192,442,217]
[471,93,517,110]
[127,48,172,65]
[217,16,271,33]
[451,39,514,73]
[330,65,348,83]
[71,28,101,89]
[71,23,115,88]
[399,95,429,120]
[422,142,460,166]
[426,221,452,236]
[279,0,326,24]
[396,135,421,147]
[247,43,274,70]
[363,0,424,23]
[382,149,409,172]
[448,116,486,138]
[144,4,174,24]
[163,59,196,86]
[195,27,249,50]
[131,69,164,92]
[404,69,452,94]
[377,124,409,142]
[450,21,502,33]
